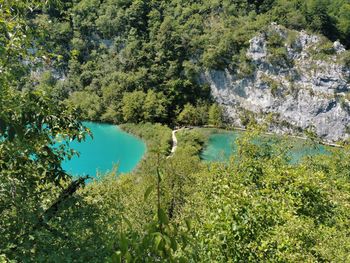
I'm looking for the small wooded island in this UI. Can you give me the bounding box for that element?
[1,1,350,262]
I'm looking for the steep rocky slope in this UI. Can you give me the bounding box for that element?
[201,24,350,142]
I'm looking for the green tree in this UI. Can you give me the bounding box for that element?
[0,1,89,261]
[143,90,168,123]
[304,0,338,40]
[100,84,124,122]
[208,103,223,127]
[196,103,210,126]
[177,103,199,126]
[122,90,146,123]
[66,91,102,120]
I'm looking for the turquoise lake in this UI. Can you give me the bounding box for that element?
[201,132,329,163]
[61,122,146,178]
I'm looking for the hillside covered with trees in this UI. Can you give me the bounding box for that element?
[1,0,350,262]
[32,0,350,125]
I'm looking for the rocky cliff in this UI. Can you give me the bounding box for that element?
[201,24,350,142]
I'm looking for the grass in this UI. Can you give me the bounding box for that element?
[120,122,172,154]
[120,123,172,174]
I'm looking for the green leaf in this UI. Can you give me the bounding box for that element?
[125,251,132,262]
[144,185,154,201]
[120,234,128,254]
[158,208,169,225]
[154,235,162,250]
[170,236,177,251]
[157,169,163,183]
[111,251,121,263]
[185,218,192,231]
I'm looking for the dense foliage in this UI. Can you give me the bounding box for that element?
[0,1,89,261]
[30,0,350,125]
[2,0,350,262]
[4,123,350,262]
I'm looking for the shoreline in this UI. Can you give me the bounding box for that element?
[187,125,344,148]
[82,119,344,149]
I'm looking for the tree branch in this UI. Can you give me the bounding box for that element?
[11,175,90,251]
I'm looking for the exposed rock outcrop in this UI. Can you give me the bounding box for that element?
[201,24,350,142]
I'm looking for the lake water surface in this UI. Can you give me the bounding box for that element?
[201,132,329,163]
[61,122,146,178]
[61,124,327,178]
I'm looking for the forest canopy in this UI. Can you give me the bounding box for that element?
[29,0,350,124]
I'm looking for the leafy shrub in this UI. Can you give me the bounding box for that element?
[268,46,293,68]
[267,31,285,48]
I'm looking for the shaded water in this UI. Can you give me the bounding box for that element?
[200,132,329,163]
[61,122,146,178]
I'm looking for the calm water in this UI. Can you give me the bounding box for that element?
[201,132,329,163]
[60,122,146,177]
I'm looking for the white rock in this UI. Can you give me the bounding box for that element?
[201,26,350,142]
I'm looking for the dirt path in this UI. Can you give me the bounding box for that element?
[167,128,184,159]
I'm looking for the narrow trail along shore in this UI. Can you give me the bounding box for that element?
[167,127,186,159]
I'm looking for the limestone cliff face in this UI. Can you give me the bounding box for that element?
[201,24,350,142]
